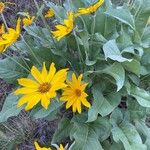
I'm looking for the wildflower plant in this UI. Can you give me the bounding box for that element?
[0,0,150,149]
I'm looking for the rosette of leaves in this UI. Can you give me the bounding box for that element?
[0,0,150,149]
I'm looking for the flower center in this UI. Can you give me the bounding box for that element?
[38,82,51,93]
[75,89,81,97]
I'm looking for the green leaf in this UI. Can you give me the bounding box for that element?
[135,121,150,150]
[71,117,111,150]
[105,6,135,29]
[110,108,124,125]
[127,98,150,120]
[88,84,121,122]
[112,123,147,150]
[103,62,125,91]
[133,0,150,36]
[130,85,150,107]
[0,94,22,122]
[90,117,111,142]
[30,100,63,119]
[0,57,28,83]
[52,117,73,143]
[141,26,150,48]
[122,59,141,76]
[103,40,132,62]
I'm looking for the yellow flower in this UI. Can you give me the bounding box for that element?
[45,9,55,18]
[51,12,74,41]
[34,141,51,150]
[60,73,91,113]
[0,18,21,53]
[23,14,35,26]
[58,144,64,150]
[0,2,5,13]
[15,62,68,111]
[75,0,104,16]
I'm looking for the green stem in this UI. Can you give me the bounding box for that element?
[73,31,84,72]
[91,14,96,44]
[3,53,30,73]
[20,35,41,66]
[14,44,31,71]
[33,0,58,50]
[79,16,89,57]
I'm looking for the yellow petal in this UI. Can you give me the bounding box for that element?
[47,91,56,99]
[41,94,50,109]
[51,83,67,91]
[76,99,81,113]
[81,98,91,108]
[60,96,70,101]
[72,73,79,88]
[59,144,64,150]
[51,68,68,84]
[17,78,39,88]
[15,87,37,95]
[34,141,41,150]
[25,93,41,110]
[78,74,83,82]
[47,62,56,82]
[66,96,77,109]
[41,62,48,82]
[72,101,77,113]
[17,94,31,108]
[31,66,43,83]
[81,83,88,91]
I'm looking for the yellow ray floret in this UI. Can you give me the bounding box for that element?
[15,62,68,111]
[58,144,64,150]
[75,0,104,16]
[0,18,21,53]
[51,12,74,41]
[34,142,65,150]
[23,13,35,26]
[45,9,55,18]
[34,142,51,150]
[60,73,91,113]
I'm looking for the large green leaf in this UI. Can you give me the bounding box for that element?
[122,59,141,76]
[135,121,150,150]
[88,84,121,122]
[52,117,73,143]
[0,57,28,83]
[112,123,147,150]
[127,98,150,120]
[90,117,111,142]
[103,62,125,91]
[30,100,63,119]
[105,6,135,29]
[0,94,22,122]
[130,85,150,107]
[133,0,150,36]
[71,117,111,150]
[103,40,132,62]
